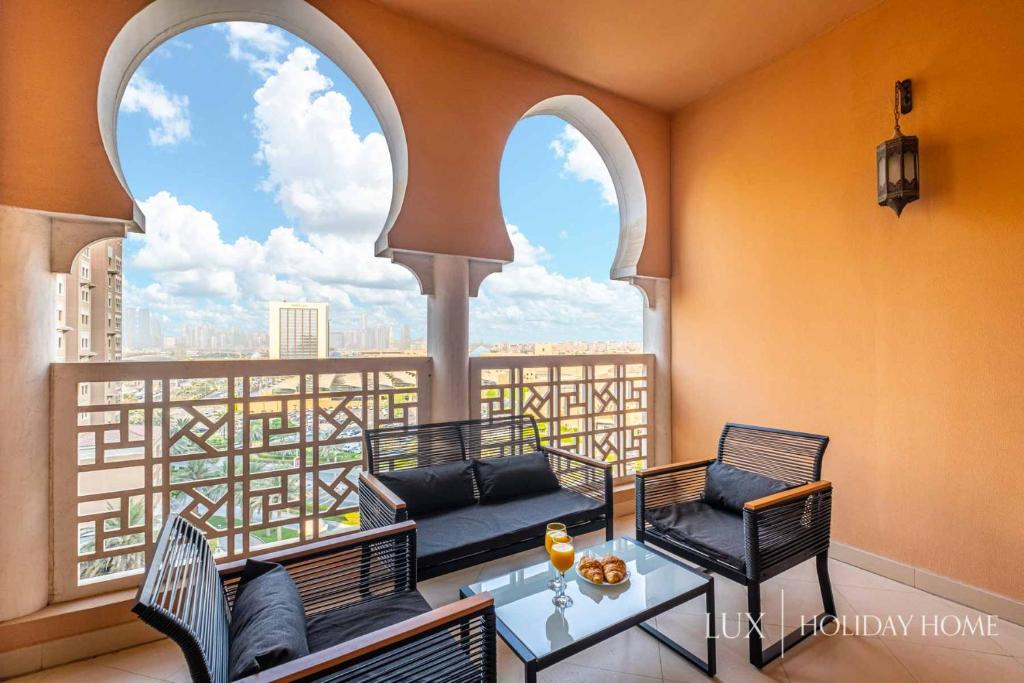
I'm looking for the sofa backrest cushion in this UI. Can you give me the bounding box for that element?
[376,460,477,516]
[703,461,793,514]
[228,560,309,680]
[474,451,561,504]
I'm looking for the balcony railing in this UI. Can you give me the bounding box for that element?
[470,354,653,480]
[51,357,431,600]
[50,352,653,600]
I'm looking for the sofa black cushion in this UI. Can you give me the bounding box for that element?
[647,500,747,570]
[305,590,432,652]
[376,460,477,517]
[228,560,309,680]
[473,452,560,503]
[703,461,792,513]
[416,488,604,567]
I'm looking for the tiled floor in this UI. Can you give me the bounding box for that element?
[14,515,1024,682]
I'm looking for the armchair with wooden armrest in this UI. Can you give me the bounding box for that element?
[133,515,496,682]
[635,424,834,668]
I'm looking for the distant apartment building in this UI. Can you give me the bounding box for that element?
[125,306,162,350]
[54,239,123,408]
[269,302,329,359]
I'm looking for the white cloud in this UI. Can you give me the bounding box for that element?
[127,43,412,337]
[222,22,289,77]
[252,47,392,238]
[550,124,617,206]
[129,191,420,330]
[120,72,191,146]
[472,225,642,340]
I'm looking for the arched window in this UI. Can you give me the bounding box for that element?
[116,22,421,360]
[470,114,643,353]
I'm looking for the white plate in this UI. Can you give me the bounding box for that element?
[576,568,630,587]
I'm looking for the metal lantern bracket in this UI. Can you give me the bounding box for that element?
[898,79,913,115]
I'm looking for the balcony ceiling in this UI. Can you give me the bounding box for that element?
[371,0,877,111]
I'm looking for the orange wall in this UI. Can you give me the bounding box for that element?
[0,0,670,277]
[671,0,1024,599]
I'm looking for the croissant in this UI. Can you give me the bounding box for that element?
[577,555,604,583]
[601,555,627,584]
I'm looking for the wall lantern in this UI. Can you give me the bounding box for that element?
[877,79,919,216]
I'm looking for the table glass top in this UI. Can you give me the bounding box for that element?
[462,537,709,660]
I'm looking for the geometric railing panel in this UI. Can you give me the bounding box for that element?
[471,354,652,479]
[52,357,430,600]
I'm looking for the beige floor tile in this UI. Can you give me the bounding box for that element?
[535,662,662,683]
[417,563,482,608]
[778,632,915,682]
[654,611,788,682]
[92,639,184,681]
[756,577,857,629]
[826,560,916,593]
[11,659,161,683]
[884,640,1024,683]
[770,558,818,583]
[839,585,1004,653]
[993,618,1024,658]
[661,643,788,683]
[564,626,663,678]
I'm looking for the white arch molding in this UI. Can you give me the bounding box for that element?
[514,96,671,464]
[522,95,648,276]
[97,0,408,252]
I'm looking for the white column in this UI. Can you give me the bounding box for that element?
[427,255,470,423]
[0,206,53,620]
[642,277,672,466]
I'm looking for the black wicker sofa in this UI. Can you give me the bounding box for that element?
[359,415,614,579]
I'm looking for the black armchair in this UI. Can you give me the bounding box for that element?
[133,515,496,682]
[636,423,834,668]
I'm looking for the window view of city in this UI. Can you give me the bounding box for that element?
[54,21,641,365]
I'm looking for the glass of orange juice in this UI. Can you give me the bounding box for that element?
[545,524,568,590]
[550,537,575,608]
[545,523,566,553]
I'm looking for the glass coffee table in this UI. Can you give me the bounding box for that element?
[461,537,715,682]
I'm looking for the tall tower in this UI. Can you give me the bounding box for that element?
[268,302,329,359]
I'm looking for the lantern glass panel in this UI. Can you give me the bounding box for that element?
[887,148,901,184]
[903,150,916,181]
[878,155,887,191]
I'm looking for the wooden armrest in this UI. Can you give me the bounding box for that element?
[636,458,714,478]
[744,480,832,512]
[542,445,612,470]
[360,471,407,510]
[217,520,416,578]
[237,593,495,683]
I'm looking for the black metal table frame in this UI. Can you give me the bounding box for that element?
[460,540,716,682]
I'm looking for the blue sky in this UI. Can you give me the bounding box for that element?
[117,22,642,345]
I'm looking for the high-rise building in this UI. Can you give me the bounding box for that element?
[269,302,329,359]
[54,239,123,409]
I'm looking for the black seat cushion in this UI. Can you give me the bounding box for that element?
[703,461,792,513]
[305,590,432,652]
[416,489,605,567]
[473,451,561,503]
[647,500,747,571]
[375,460,477,517]
[228,560,309,680]
[307,591,479,682]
